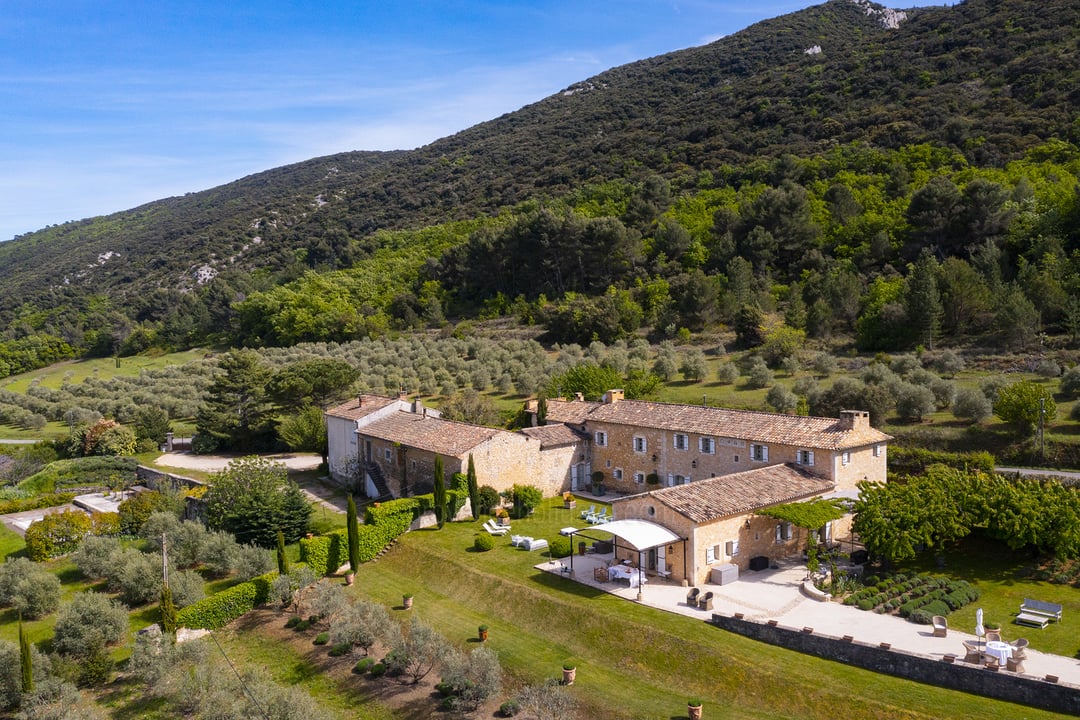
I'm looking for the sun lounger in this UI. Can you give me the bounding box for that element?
[524,537,548,552]
[587,508,608,524]
[510,534,526,547]
[579,504,596,519]
[483,519,509,535]
[932,615,948,637]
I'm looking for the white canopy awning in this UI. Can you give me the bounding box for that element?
[573,519,682,550]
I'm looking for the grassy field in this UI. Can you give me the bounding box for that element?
[0,349,210,394]
[333,498,1071,720]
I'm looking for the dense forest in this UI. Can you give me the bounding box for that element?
[0,0,1077,378]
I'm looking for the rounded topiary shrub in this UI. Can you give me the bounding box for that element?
[549,536,571,558]
[862,575,879,587]
[294,619,311,631]
[329,643,351,656]
[353,657,375,674]
[285,616,302,629]
[369,662,387,678]
[313,632,329,645]
[474,534,495,552]
[919,599,950,617]
[857,599,874,611]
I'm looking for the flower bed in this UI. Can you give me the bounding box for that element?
[841,572,979,623]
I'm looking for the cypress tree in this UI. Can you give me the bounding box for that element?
[433,455,447,529]
[160,586,177,636]
[19,617,32,694]
[466,454,480,520]
[276,530,289,575]
[346,494,360,573]
[536,394,548,426]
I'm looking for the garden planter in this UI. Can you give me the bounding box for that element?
[479,626,488,642]
[345,573,355,586]
[562,666,576,685]
[564,500,576,509]
[403,595,413,609]
[688,702,703,720]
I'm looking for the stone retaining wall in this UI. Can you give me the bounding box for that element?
[135,466,206,522]
[709,614,1080,715]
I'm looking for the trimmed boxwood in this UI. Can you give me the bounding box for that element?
[857,599,874,611]
[314,632,329,645]
[176,570,277,629]
[474,534,495,552]
[549,536,572,558]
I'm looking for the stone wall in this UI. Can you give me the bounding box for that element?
[709,614,1080,715]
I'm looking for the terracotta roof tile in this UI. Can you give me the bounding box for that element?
[360,412,507,457]
[520,424,585,448]
[545,399,600,425]
[325,394,398,421]
[622,464,834,523]
[584,399,890,450]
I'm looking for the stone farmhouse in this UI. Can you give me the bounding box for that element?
[326,389,890,585]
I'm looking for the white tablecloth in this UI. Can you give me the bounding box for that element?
[985,641,1012,664]
[608,565,647,588]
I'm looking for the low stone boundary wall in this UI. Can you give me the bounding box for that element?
[710,614,1080,715]
[136,466,206,522]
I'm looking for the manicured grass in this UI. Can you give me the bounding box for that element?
[0,524,25,561]
[896,534,1080,659]
[341,498,1064,719]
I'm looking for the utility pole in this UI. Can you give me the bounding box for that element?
[1038,397,1046,464]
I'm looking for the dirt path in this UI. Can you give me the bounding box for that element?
[155,451,322,472]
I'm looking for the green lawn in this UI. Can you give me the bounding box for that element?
[0,349,210,393]
[336,498,1067,720]
[896,534,1080,659]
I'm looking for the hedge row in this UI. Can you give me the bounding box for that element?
[176,570,277,629]
[887,447,995,476]
[0,492,75,515]
[300,479,469,576]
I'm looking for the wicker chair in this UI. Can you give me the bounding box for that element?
[932,615,948,637]
[686,587,700,606]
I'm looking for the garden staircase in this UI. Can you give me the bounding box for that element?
[362,459,394,503]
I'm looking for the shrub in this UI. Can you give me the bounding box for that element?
[549,536,571,558]
[857,599,874,611]
[745,359,773,389]
[506,484,542,519]
[313,633,329,646]
[862,574,879,586]
[477,485,500,515]
[500,700,520,717]
[473,534,495,552]
[353,657,375,674]
[1071,403,1080,422]
[285,616,302,629]
[895,383,936,421]
[369,662,387,678]
[118,490,183,535]
[1034,359,1060,378]
[329,643,351,657]
[1060,366,1080,398]
[24,509,92,561]
[0,492,76,517]
[176,571,276,630]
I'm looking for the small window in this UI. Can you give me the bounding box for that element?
[841,451,850,466]
[699,437,715,454]
[633,472,645,484]
[750,444,768,462]
[411,460,416,470]
[797,450,814,466]
[733,454,740,463]
[873,444,883,457]
[383,448,392,462]
[673,433,688,450]
[612,468,623,481]
[633,436,647,453]
[776,522,792,542]
[705,545,716,564]
[594,431,607,447]
[729,539,740,557]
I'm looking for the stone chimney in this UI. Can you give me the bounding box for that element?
[838,410,870,431]
[574,392,585,402]
[357,395,363,408]
[413,398,424,416]
[604,389,625,404]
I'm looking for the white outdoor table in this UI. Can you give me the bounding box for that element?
[985,640,1012,665]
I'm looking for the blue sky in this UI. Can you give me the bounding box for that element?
[0,1,818,241]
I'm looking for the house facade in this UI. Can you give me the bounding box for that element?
[326,393,583,499]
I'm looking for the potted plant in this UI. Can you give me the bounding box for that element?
[562,662,576,686]
[563,491,576,509]
[478,624,489,642]
[402,593,413,610]
[591,471,605,496]
[688,699,703,720]
[495,507,511,527]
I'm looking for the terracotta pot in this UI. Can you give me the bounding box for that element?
[345,573,355,586]
[403,595,413,609]
[479,628,488,642]
[562,666,576,685]
[688,703,703,720]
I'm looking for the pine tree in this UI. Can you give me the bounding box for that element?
[433,455,447,529]
[160,586,177,636]
[904,250,942,350]
[276,530,289,575]
[347,494,360,573]
[19,617,32,694]
[467,454,480,521]
[195,349,275,451]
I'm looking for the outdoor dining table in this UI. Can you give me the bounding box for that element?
[985,640,1012,665]
[607,564,646,587]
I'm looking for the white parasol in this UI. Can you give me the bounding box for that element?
[975,607,985,649]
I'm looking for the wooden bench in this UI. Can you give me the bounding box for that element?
[1016,598,1062,628]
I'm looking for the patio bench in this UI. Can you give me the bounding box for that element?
[1017,598,1062,627]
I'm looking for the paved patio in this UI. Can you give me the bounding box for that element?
[537,551,1080,687]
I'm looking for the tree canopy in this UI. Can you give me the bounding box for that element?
[203,456,312,547]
